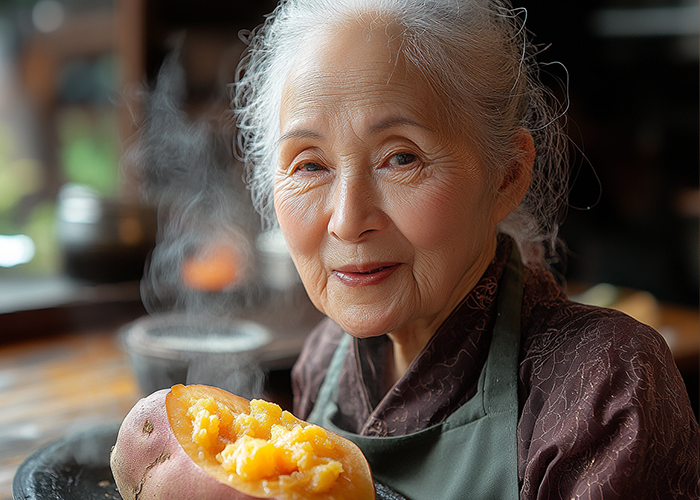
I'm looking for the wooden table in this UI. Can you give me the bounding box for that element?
[0,329,141,500]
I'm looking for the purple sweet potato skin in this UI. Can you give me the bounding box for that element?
[110,389,256,500]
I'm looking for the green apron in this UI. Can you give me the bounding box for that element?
[307,249,523,500]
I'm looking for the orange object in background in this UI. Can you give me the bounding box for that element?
[181,243,241,292]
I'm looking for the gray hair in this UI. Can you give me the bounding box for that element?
[233,0,569,266]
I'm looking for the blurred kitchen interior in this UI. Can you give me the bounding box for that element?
[0,0,697,399]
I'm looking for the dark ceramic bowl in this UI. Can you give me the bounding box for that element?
[120,314,271,399]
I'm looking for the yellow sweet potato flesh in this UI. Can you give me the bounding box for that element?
[166,384,375,500]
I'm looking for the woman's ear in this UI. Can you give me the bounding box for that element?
[491,129,535,226]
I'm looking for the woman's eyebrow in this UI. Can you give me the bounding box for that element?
[279,129,324,143]
[279,118,431,144]
[369,118,432,133]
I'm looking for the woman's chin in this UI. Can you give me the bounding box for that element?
[342,326,390,340]
[330,306,404,340]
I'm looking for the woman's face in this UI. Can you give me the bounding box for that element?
[274,20,515,339]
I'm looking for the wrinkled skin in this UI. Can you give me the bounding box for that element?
[110,389,258,500]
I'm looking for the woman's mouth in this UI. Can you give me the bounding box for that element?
[332,263,399,287]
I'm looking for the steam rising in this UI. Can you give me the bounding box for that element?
[127,49,261,317]
[186,354,266,401]
[123,47,268,398]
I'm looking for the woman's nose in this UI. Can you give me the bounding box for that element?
[327,174,387,242]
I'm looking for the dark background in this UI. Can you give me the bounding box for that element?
[521,0,699,306]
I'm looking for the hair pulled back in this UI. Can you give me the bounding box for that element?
[234,0,568,266]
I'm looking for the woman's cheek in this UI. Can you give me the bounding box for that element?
[274,184,329,312]
[274,180,326,239]
[291,254,329,315]
[424,172,492,230]
[384,183,459,248]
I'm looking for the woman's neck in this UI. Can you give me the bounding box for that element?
[386,331,434,387]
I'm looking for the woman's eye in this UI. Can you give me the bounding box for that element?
[297,161,325,173]
[388,153,417,167]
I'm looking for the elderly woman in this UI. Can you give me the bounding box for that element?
[233,0,700,498]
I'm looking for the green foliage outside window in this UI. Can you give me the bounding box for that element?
[58,107,119,197]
